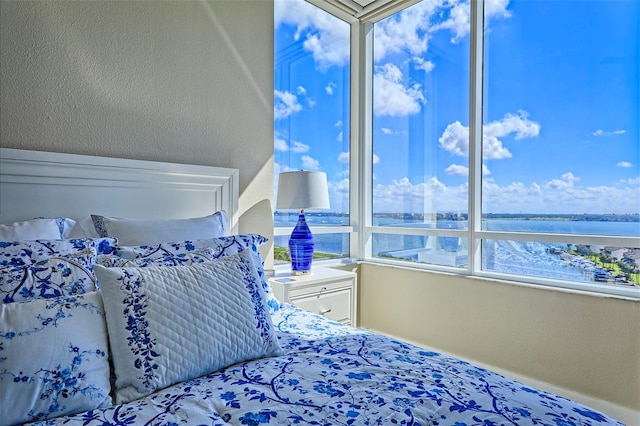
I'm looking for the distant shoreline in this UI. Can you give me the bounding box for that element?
[276,211,640,223]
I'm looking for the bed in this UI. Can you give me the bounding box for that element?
[0,148,625,426]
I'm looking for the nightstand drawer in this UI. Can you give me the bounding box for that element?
[291,287,352,324]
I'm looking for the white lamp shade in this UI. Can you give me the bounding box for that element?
[276,171,330,210]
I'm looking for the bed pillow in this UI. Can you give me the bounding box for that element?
[0,238,117,267]
[0,249,97,304]
[0,292,112,425]
[111,234,281,313]
[89,211,229,246]
[94,250,283,404]
[96,247,217,268]
[0,218,73,241]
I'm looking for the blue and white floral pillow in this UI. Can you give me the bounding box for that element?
[0,238,117,267]
[113,234,282,313]
[0,292,112,425]
[94,249,283,404]
[96,247,218,268]
[0,249,98,304]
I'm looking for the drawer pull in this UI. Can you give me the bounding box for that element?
[317,286,327,298]
[319,307,332,315]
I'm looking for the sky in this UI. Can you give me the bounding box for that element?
[274,0,640,216]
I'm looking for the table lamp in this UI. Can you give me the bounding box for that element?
[276,170,330,274]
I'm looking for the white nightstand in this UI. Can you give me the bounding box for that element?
[269,267,357,326]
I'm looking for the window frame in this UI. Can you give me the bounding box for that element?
[275,0,640,300]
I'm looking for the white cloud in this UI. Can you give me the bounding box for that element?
[371,172,639,214]
[274,90,302,120]
[291,141,310,153]
[621,177,640,185]
[617,161,633,168]
[296,86,307,95]
[445,163,491,176]
[439,111,540,160]
[374,0,511,63]
[381,128,393,135]
[274,138,289,152]
[434,0,511,43]
[275,0,349,70]
[545,172,580,190]
[301,155,320,170]
[593,129,627,136]
[373,1,437,62]
[374,63,426,117]
[484,110,540,141]
[336,131,343,142]
[373,154,380,165]
[335,120,342,127]
[412,57,435,73]
[325,82,336,95]
[445,164,468,176]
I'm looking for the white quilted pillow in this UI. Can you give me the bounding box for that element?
[94,250,283,404]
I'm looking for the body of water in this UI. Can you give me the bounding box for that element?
[275,213,640,286]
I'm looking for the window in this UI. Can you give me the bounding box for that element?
[275,0,639,298]
[274,0,351,263]
[367,0,639,297]
[371,0,470,268]
[481,0,640,289]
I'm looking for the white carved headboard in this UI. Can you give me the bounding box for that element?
[0,148,239,234]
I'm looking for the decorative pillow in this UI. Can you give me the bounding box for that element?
[94,250,283,404]
[112,234,281,313]
[89,211,229,246]
[0,218,70,241]
[0,249,97,304]
[67,216,101,239]
[0,292,112,425]
[0,238,117,267]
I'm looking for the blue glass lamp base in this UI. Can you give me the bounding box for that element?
[289,213,314,275]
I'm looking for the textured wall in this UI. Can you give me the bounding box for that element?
[359,263,640,416]
[0,0,275,265]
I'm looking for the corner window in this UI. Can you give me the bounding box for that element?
[274,0,351,264]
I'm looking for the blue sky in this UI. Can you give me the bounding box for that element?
[274,0,639,215]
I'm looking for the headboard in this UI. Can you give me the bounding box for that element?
[0,148,239,234]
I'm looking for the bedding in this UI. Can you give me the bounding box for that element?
[0,234,623,426]
[18,302,623,426]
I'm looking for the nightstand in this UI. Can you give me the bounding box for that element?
[269,267,357,326]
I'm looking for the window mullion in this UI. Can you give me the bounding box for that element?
[468,0,485,275]
[352,19,374,261]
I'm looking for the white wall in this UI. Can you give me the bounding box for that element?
[0,0,275,265]
[359,263,640,418]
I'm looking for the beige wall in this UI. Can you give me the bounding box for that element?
[0,0,275,265]
[359,263,640,413]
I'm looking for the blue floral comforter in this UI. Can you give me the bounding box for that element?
[29,304,623,426]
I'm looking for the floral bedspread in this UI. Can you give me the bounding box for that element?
[29,304,623,426]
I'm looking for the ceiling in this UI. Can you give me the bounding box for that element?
[318,0,415,21]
